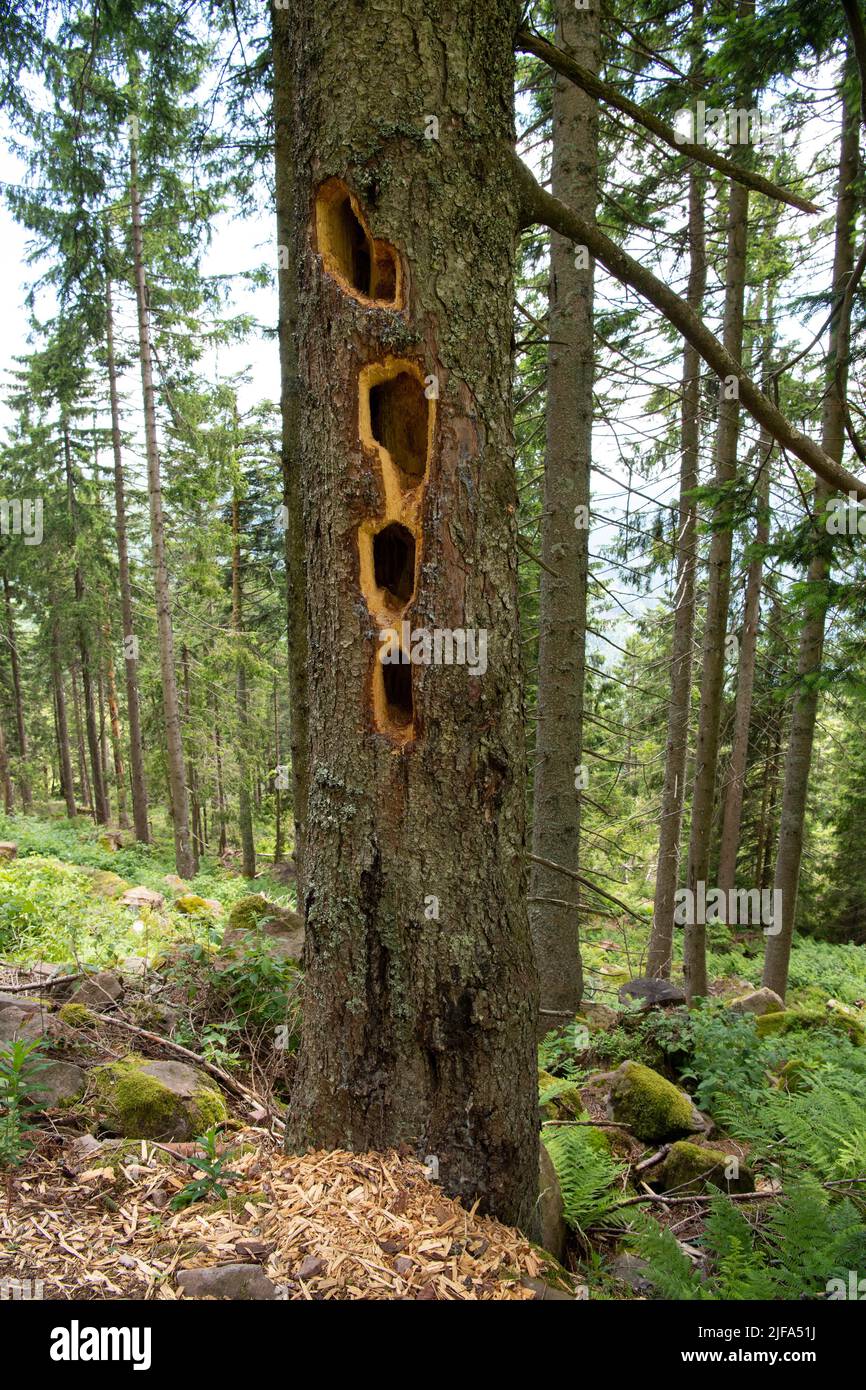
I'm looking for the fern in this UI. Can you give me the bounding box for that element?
[542,1124,626,1237]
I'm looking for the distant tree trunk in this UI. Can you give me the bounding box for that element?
[105,645,130,829]
[683,14,753,1000]
[763,79,858,999]
[2,573,32,812]
[647,159,706,978]
[129,119,196,879]
[52,623,76,818]
[273,677,284,863]
[717,372,773,897]
[529,0,599,1026]
[106,266,149,842]
[231,493,256,879]
[0,712,13,814]
[281,0,538,1229]
[64,425,109,825]
[98,663,112,818]
[213,696,228,857]
[180,644,204,861]
[273,1,310,897]
[70,663,92,814]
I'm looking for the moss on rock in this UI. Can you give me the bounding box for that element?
[538,1068,583,1120]
[92,1055,227,1140]
[58,1002,97,1029]
[607,1060,703,1143]
[656,1140,754,1195]
[174,894,214,915]
[755,1009,865,1046]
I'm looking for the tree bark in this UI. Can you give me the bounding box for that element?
[529,0,599,1025]
[0,710,13,814]
[105,643,130,829]
[273,1,310,898]
[763,76,859,998]
[282,0,538,1229]
[70,662,91,814]
[2,573,32,812]
[129,119,196,878]
[52,622,76,818]
[231,493,255,878]
[106,266,149,842]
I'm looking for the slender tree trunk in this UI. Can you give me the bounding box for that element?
[105,645,130,829]
[106,266,149,842]
[281,0,538,1228]
[273,677,284,864]
[647,157,706,978]
[231,493,256,879]
[716,408,772,896]
[763,79,859,998]
[97,663,112,818]
[683,4,753,999]
[129,119,196,878]
[70,663,91,814]
[0,712,13,814]
[2,574,32,812]
[273,2,310,900]
[180,644,204,860]
[52,623,76,818]
[528,0,599,1025]
[64,425,109,825]
[213,696,228,857]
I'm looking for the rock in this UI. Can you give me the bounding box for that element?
[201,898,224,916]
[121,886,165,911]
[603,1060,706,1143]
[98,831,129,852]
[578,1002,619,1031]
[296,1255,327,1280]
[176,1264,279,1300]
[728,986,784,1017]
[92,1055,227,1141]
[120,956,149,978]
[655,1140,754,1196]
[538,1141,567,1262]
[755,1008,865,1046]
[28,1060,86,1109]
[87,870,130,899]
[66,971,123,1010]
[538,1068,582,1120]
[609,1252,655,1293]
[0,841,18,860]
[0,1002,46,1044]
[67,1134,103,1165]
[175,893,220,916]
[618,976,687,1010]
[521,1277,579,1300]
[28,962,65,981]
[128,999,179,1034]
[220,894,304,966]
[0,992,41,1008]
[164,874,190,894]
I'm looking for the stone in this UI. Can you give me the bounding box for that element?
[176,1264,280,1300]
[219,894,304,966]
[538,1141,567,1262]
[164,874,190,894]
[66,971,123,1010]
[88,870,130,900]
[578,1002,619,1031]
[175,893,219,916]
[655,1140,755,1196]
[121,886,165,911]
[755,1008,866,1046]
[28,1060,86,1109]
[92,1055,227,1141]
[0,1003,46,1044]
[521,1277,579,1300]
[0,842,18,860]
[618,976,687,1010]
[728,986,784,1017]
[602,1060,706,1143]
[609,1253,655,1293]
[120,956,149,978]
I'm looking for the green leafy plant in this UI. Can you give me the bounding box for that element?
[169,1126,243,1211]
[542,1124,626,1238]
[0,1039,52,1169]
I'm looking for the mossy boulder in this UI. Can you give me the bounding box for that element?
[538,1068,583,1120]
[58,1002,97,1029]
[92,1055,227,1140]
[656,1140,754,1195]
[755,1009,866,1046]
[221,894,304,966]
[604,1060,706,1143]
[175,893,217,916]
[727,986,783,1017]
[87,869,131,900]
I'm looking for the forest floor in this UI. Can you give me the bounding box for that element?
[1,809,865,1300]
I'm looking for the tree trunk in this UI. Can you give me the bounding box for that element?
[0,711,13,814]
[683,7,753,999]
[528,0,599,1026]
[273,677,284,864]
[273,1,310,898]
[106,266,150,842]
[70,662,92,814]
[105,645,130,829]
[2,574,32,812]
[647,159,706,978]
[180,644,204,861]
[231,493,256,879]
[763,78,859,998]
[64,425,109,825]
[716,363,772,896]
[129,120,197,878]
[213,696,228,857]
[281,0,538,1228]
[52,623,76,818]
